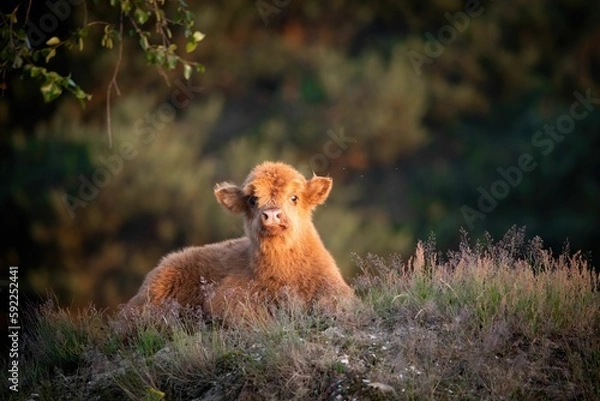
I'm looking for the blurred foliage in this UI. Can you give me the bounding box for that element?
[1,0,599,311]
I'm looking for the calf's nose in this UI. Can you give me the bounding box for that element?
[261,208,282,225]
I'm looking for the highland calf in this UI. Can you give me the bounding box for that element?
[124,161,354,322]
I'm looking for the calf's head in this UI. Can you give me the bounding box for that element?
[214,162,332,248]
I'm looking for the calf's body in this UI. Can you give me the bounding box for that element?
[124,161,353,321]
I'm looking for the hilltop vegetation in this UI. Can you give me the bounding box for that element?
[4,229,599,401]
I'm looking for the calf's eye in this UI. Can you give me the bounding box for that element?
[247,196,258,207]
[290,195,299,204]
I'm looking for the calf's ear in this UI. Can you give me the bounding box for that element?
[304,176,332,206]
[214,182,246,214]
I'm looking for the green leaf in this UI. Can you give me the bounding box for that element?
[121,0,132,13]
[46,36,60,46]
[16,30,27,42]
[139,35,149,50]
[185,41,197,53]
[45,48,57,63]
[186,31,205,52]
[13,55,23,69]
[77,27,89,39]
[192,31,206,42]
[29,66,43,78]
[134,9,150,24]
[166,54,178,70]
[102,32,114,49]
[40,80,63,103]
[74,88,91,100]
[145,51,155,64]
[154,51,165,66]
[183,63,192,80]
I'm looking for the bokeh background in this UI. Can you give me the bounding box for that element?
[2,0,600,312]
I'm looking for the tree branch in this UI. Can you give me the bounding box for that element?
[106,12,124,149]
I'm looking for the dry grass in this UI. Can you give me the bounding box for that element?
[4,228,599,400]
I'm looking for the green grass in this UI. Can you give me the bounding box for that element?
[3,229,599,400]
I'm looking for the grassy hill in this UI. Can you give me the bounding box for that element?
[4,228,599,401]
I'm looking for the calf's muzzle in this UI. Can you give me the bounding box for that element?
[261,208,283,226]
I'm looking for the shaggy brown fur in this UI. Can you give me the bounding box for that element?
[123,161,354,322]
